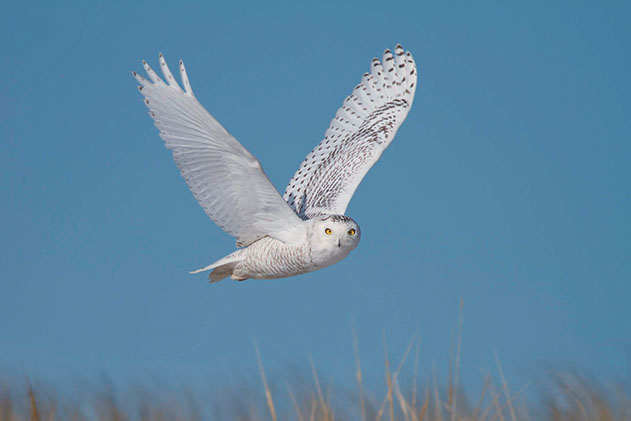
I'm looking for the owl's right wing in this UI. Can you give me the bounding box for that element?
[134,55,306,247]
[283,45,417,219]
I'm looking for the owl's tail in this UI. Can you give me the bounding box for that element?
[190,249,246,283]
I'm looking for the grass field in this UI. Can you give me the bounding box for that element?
[3,353,628,420]
[3,310,629,420]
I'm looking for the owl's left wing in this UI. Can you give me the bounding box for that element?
[283,44,417,219]
[133,55,306,247]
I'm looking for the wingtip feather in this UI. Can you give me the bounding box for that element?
[132,70,148,85]
[143,59,165,85]
[179,59,194,96]
[158,53,181,90]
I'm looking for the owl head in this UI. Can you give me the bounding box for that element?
[309,215,361,267]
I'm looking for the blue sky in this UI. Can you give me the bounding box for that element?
[1,0,630,396]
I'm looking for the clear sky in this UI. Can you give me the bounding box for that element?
[1,0,630,397]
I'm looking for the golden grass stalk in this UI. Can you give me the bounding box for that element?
[352,319,367,421]
[450,298,464,421]
[25,377,39,421]
[254,340,277,421]
[309,355,332,421]
[494,350,517,421]
[286,382,304,421]
[384,332,395,421]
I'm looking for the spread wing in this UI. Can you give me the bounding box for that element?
[134,55,306,247]
[283,44,417,218]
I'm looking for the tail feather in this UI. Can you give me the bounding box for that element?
[209,263,237,283]
[189,249,246,283]
[189,263,217,274]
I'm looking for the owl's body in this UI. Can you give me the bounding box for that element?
[133,45,417,282]
[230,237,312,281]
[199,215,360,282]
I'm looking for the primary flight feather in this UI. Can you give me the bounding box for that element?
[133,45,417,282]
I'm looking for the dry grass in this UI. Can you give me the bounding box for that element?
[2,308,629,420]
[2,353,628,421]
[2,360,629,421]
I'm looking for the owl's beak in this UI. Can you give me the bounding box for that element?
[337,239,341,247]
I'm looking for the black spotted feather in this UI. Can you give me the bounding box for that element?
[283,44,417,218]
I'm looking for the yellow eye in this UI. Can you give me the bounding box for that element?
[348,228,356,236]
[325,228,333,235]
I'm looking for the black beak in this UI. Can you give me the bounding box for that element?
[337,240,341,247]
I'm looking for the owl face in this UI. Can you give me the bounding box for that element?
[309,215,361,268]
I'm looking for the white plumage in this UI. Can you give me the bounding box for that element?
[133,45,417,282]
[284,45,417,218]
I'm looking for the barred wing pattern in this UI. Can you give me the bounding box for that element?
[283,45,417,218]
[134,55,306,247]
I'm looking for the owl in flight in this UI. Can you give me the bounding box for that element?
[133,45,417,282]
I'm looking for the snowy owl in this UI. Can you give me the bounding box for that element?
[133,44,417,282]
